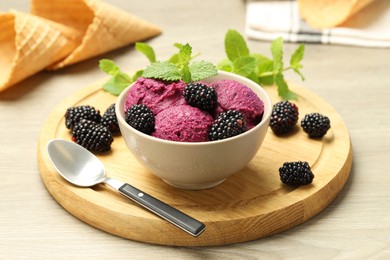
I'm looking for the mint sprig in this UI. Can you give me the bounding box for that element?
[100,43,218,95]
[142,43,217,83]
[217,29,305,100]
[99,59,132,96]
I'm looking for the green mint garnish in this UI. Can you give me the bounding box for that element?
[173,43,184,49]
[178,43,192,69]
[135,42,156,63]
[101,42,217,93]
[271,37,284,74]
[188,60,218,82]
[99,59,132,96]
[99,42,157,95]
[142,61,181,81]
[270,37,298,100]
[142,43,217,83]
[233,56,256,77]
[218,29,305,100]
[225,29,250,61]
[99,59,120,75]
[290,44,305,81]
[251,53,274,85]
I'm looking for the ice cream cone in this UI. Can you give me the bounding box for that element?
[0,11,78,92]
[31,0,162,70]
[298,0,375,28]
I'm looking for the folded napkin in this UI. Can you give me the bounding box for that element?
[246,0,390,48]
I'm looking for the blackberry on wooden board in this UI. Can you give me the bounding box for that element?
[65,105,101,130]
[279,161,314,186]
[301,113,331,138]
[269,101,299,135]
[71,119,113,152]
[101,103,120,134]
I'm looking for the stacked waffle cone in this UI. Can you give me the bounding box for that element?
[0,11,78,91]
[0,0,161,92]
[298,0,375,29]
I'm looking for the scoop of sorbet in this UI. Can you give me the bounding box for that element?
[125,77,187,114]
[212,79,264,129]
[152,104,213,142]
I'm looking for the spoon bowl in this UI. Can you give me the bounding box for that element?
[46,139,205,237]
[48,139,106,187]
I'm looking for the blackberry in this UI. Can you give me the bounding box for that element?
[65,105,101,130]
[101,103,120,134]
[269,101,299,135]
[183,82,218,111]
[208,110,247,141]
[279,161,314,186]
[301,113,331,138]
[71,119,113,152]
[125,104,155,134]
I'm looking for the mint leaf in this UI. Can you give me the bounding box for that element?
[290,44,305,80]
[252,53,273,72]
[233,56,256,77]
[176,43,196,82]
[99,59,132,95]
[270,37,298,99]
[271,37,284,74]
[217,58,234,72]
[258,73,274,86]
[225,29,249,61]
[135,42,156,63]
[274,74,298,100]
[102,77,119,95]
[188,60,218,81]
[99,59,120,75]
[247,72,261,84]
[142,61,181,81]
[132,69,144,82]
[168,53,179,64]
[252,54,274,85]
[102,72,131,96]
[182,66,192,83]
[173,43,183,49]
[178,43,192,69]
[290,44,304,66]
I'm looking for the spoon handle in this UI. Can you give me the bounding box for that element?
[118,183,206,237]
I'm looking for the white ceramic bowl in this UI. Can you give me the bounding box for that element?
[115,71,272,190]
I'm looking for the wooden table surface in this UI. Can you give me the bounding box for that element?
[1,0,389,259]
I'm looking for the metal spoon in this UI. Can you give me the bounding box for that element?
[46,139,205,237]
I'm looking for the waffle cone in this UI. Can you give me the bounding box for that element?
[0,11,78,92]
[298,0,375,28]
[31,0,162,70]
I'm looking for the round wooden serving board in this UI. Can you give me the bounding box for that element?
[37,81,352,246]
